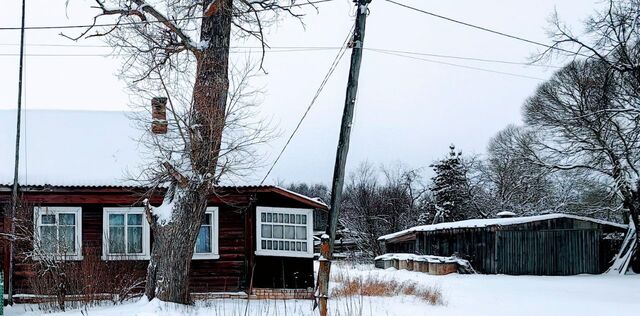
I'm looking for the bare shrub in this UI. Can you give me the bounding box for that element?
[9,202,145,312]
[401,283,417,296]
[331,274,444,305]
[28,253,146,312]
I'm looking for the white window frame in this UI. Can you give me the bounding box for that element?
[255,207,314,258]
[192,207,220,260]
[33,206,83,261]
[102,207,151,260]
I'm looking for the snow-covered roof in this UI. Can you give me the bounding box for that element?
[1,109,145,187]
[374,253,461,264]
[0,110,327,209]
[378,214,628,241]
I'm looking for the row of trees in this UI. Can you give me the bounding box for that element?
[286,138,621,258]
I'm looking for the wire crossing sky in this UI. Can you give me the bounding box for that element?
[0,0,597,185]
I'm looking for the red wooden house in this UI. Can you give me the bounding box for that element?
[0,110,327,300]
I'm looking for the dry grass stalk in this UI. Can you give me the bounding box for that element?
[331,274,444,306]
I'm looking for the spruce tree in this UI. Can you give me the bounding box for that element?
[430,145,472,223]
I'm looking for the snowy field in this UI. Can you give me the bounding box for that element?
[6,263,640,316]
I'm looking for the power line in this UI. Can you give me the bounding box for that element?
[367,48,560,68]
[383,0,590,59]
[260,26,353,184]
[0,47,341,57]
[0,43,344,49]
[0,0,336,31]
[0,43,114,48]
[370,49,546,81]
[0,47,552,80]
[0,43,561,67]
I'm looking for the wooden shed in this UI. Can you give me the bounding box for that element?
[378,214,627,275]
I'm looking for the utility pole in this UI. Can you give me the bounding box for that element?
[8,0,27,305]
[317,0,371,315]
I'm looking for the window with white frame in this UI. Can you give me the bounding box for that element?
[103,207,150,260]
[193,207,219,260]
[34,207,83,260]
[256,207,313,258]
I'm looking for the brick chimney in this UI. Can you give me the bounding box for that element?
[151,97,168,134]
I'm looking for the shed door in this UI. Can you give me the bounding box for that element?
[496,229,600,275]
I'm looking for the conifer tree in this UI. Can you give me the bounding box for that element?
[430,145,472,223]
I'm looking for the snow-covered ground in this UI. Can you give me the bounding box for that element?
[6,263,640,316]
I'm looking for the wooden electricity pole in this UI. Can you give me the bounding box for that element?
[8,0,27,305]
[317,0,371,314]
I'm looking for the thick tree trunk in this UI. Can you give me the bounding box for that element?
[610,165,640,273]
[144,0,232,304]
[612,163,640,235]
[144,183,209,303]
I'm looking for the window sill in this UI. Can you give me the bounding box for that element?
[255,250,314,258]
[192,254,220,260]
[33,254,84,261]
[102,254,150,261]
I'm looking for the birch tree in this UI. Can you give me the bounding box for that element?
[69,0,302,303]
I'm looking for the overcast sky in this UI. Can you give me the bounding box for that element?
[0,0,598,185]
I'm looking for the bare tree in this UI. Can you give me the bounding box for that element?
[541,0,640,222]
[341,162,384,257]
[544,0,640,91]
[284,182,331,204]
[338,162,429,257]
[523,59,640,271]
[67,0,302,303]
[480,125,555,215]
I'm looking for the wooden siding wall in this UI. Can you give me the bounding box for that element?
[4,202,248,294]
[0,189,323,295]
[416,229,497,273]
[496,229,600,275]
[405,217,623,275]
[386,241,415,254]
[247,195,321,290]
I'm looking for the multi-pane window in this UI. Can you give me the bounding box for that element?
[34,207,82,260]
[193,207,219,260]
[103,208,150,260]
[256,207,313,257]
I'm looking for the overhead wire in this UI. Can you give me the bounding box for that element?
[0,44,561,67]
[367,48,560,68]
[0,0,562,183]
[0,47,342,57]
[370,49,546,81]
[382,0,591,59]
[0,0,337,31]
[259,25,354,184]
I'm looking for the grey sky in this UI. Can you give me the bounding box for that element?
[0,0,596,185]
